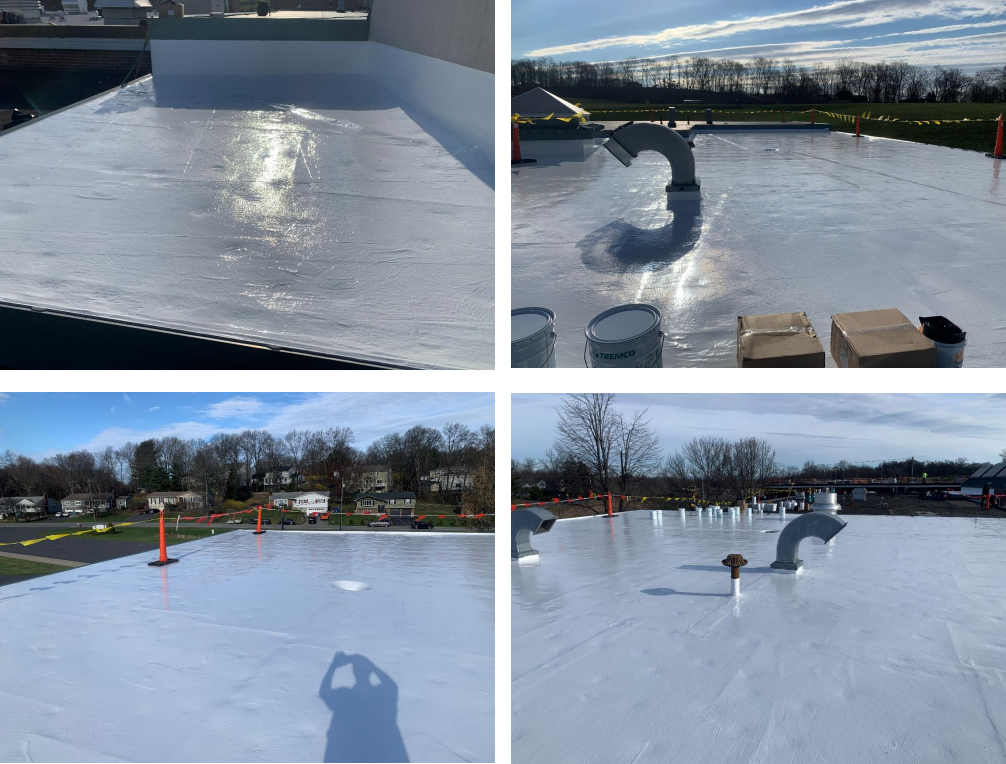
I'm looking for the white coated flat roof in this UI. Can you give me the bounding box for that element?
[512,132,1006,367]
[0,530,493,762]
[513,512,1006,763]
[1,74,493,368]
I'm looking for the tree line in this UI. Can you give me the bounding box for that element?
[511,394,995,505]
[512,55,1006,104]
[0,421,495,505]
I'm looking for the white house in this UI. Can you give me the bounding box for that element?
[0,496,61,519]
[271,491,330,515]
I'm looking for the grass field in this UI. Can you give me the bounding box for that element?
[87,527,233,544]
[0,555,67,576]
[578,100,1005,154]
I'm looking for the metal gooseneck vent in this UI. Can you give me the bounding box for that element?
[603,122,701,200]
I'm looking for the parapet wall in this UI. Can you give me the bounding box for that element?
[369,0,492,74]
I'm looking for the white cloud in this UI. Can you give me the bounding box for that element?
[123,394,133,404]
[628,29,1006,69]
[204,396,266,419]
[525,0,1006,57]
[0,393,11,405]
[149,406,160,412]
[79,422,225,451]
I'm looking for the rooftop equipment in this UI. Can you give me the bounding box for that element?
[771,491,847,571]
[512,507,557,560]
[603,122,701,200]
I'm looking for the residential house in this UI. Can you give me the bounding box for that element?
[147,491,204,511]
[61,493,115,515]
[271,491,330,515]
[256,466,299,489]
[428,467,475,492]
[354,492,416,517]
[0,496,61,519]
[358,465,392,492]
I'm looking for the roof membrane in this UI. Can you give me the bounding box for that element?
[512,132,1006,367]
[513,511,1006,763]
[0,530,493,762]
[1,74,494,369]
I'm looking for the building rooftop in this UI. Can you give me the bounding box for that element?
[513,511,1006,763]
[1,57,492,368]
[512,131,1006,367]
[0,529,493,762]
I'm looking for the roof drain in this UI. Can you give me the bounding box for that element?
[771,491,847,571]
[512,507,557,560]
[603,122,701,200]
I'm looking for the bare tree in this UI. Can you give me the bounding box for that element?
[613,410,662,499]
[554,393,618,494]
[664,436,732,502]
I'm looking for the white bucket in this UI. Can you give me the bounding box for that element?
[585,304,663,368]
[512,307,556,368]
[933,338,966,368]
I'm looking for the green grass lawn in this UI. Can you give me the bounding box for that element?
[86,527,233,544]
[0,556,67,577]
[577,100,1005,154]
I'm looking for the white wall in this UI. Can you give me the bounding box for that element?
[150,38,492,162]
[150,39,369,76]
[368,41,492,161]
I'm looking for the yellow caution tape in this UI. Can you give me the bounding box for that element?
[0,520,146,548]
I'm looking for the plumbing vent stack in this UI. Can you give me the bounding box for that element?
[512,507,557,560]
[602,122,701,199]
[771,511,847,571]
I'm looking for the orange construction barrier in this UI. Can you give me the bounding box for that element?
[147,510,178,567]
[254,505,265,535]
[988,115,1004,159]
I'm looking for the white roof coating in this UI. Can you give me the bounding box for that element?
[0,74,494,368]
[0,530,493,762]
[512,132,1006,367]
[513,512,1006,763]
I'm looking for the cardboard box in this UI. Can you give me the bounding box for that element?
[737,312,825,368]
[830,309,936,368]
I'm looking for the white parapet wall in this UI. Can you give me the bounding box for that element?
[149,39,370,76]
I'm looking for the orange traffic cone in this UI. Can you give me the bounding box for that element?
[782,110,786,123]
[987,115,1004,159]
[147,510,178,567]
[254,505,266,535]
[607,493,613,517]
[511,124,536,165]
[811,109,815,125]
[856,115,861,137]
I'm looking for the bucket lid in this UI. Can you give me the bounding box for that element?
[918,315,966,344]
[585,304,661,345]
[511,307,555,344]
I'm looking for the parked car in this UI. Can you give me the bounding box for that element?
[280,518,296,526]
[319,513,330,520]
[411,520,433,530]
[226,519,243,524]
[261,518,272,525]
[308,516,318,524]
[368,519,391,528]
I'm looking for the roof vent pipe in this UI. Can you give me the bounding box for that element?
[812,491,841,514]
[603,122,701,200]
[771,512,848,571]
[512,507,556,560]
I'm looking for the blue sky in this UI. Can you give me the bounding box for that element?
[512,0,1006,69]
[0,393,494,458]
[512,394,1006,470]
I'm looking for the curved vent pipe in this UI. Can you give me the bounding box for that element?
[603,122,701,200]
